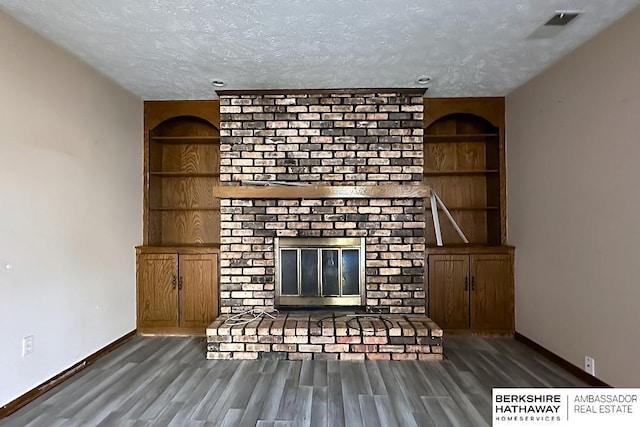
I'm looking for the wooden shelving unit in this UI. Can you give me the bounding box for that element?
[137,101,222,335]
[423,98,513,335]
[423,103,504,246]
[147,116,221,246]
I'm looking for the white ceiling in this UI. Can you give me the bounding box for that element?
[1,0,638,100]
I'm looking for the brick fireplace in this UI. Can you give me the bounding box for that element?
[207,90,443,360]
[218,90,426,314]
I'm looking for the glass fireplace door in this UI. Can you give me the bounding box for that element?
[276,238,365,307]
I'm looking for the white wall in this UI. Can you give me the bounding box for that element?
[507,6,640,386]
[0,11,142,405]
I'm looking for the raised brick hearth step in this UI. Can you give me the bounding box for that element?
[206,311,443,361]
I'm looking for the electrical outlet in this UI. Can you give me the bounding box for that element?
[584,355,595,376]
[22,335,34,357]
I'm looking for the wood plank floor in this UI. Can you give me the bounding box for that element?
[0,336,587,427]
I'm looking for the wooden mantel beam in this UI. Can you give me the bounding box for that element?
[212,185,431,199]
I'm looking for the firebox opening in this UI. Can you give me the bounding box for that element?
[275,237,365,308]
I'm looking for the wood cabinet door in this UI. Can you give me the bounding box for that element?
[137,254,178,328]
[470,254,513,331]
[178,254,219,328]
[428,255,470,329]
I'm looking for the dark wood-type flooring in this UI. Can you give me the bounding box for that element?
[1,336,587,427]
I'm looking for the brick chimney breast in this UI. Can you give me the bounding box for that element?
[218,91,425,314]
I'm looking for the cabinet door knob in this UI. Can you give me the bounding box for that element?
[171,275,177,290]
[464,276,469,291]
[471,276,476,291]
[178,276,183,290]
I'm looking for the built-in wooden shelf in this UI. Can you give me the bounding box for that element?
[137,245,220,254]
[212,184,431,199]
[423,133,499,143]
[150,136,220,144]
[423,170,499,176]
[150,172,219,177]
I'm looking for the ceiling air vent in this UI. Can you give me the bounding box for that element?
[544,12,581,26]
[528,11,582,39]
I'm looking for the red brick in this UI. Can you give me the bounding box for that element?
[233,352,259,359]
[220,343,244,352]
[232,335,258,343]
[284,336,308,344]
[258,335,283,344]
[324,344,349,353]
[363,336,388,345]
[310,336,335,344]
[246,344,270,352]
[298,344,322,353]
[379,345,405,353]
[337,336,361,344]
[340,353,366,361]
[406,345,431,353]
[273,344,297,352]
[392,353,418,360]
[351,344,378,353]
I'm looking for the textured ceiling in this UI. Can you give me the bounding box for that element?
[1,0,639,99]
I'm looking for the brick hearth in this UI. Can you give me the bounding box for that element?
[207,312,443,361]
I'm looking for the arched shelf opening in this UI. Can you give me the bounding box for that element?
[147,114,220,247]
[425,113,498,138]
[150,115,220,140]
[423,112,502,246]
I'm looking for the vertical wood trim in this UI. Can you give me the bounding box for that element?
[499,113,507,245]
[143,129,150,245]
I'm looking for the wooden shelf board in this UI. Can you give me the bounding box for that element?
[423,170,498,176]
[212,184,431,199]
[150,172,219,177]
[423,133,499,143]
[144,243,221,248]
